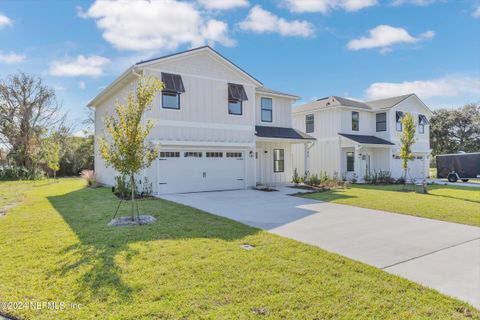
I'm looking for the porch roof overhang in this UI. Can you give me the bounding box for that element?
[255,126,315,143]
[338,133,394,146]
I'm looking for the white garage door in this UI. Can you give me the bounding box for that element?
[157,150,245,194]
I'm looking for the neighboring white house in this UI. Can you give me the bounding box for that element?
[292,94,432,182]
[89,46,314,194]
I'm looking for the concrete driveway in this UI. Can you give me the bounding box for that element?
[160,186,480,308]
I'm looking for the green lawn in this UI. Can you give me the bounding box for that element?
[0,179,478,319]
[302,184,480,227]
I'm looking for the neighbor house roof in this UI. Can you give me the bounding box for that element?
[256,126,315,140]
[338,133,394,145]
[366,94,413,110]
[330,96,371,110]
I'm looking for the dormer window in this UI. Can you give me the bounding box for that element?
[396,111,404,131]
[418,114,428,134]
[161,73,185,110]
[228,83,248,115]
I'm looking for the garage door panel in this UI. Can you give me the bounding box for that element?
[157,150,245,194]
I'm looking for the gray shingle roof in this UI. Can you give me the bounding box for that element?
[332,96,371,110]
[338,133,394,145]
[366,94,414,110]
[256,86,299,99]
[256,126,315,140]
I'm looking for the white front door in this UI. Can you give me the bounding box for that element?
[158,150,245,194]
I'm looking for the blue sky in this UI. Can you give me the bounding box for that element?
[0,0,479,132]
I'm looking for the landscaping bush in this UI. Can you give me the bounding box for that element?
[80,169,97,187]
[0,166,44,181]
[292,168,301,185]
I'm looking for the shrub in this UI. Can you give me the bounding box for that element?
[292,168,301,185]
[302,171,310,184]
[0,166,44,181]
[306,173,320,186]
[80,170,97,187]
[141,177,153,197]
[114,175,129,198]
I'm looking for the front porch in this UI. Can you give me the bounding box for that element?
[339,133,394,182]
[255,126,315,186]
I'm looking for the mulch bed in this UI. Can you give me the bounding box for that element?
[288,184,332,196]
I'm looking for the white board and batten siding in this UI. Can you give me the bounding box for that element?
[292,107,341,177]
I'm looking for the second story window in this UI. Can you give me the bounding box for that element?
[418,114,428,134]
[261,97,273,122]
[228,83,248,115]
[352,111,359,131]
[306,114,314,133]
[396,111,404,131]
[376,112,387,132]
[161,72,185,110]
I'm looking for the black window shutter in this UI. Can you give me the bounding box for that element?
[161,72,185,93]
[228,83,248,101]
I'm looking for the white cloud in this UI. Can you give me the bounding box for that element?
[0,52,25,64]
[473,5,480,18]
[347,25,434,51]
[49,55,110,77]
[239,5,314,37]
[197,0,249,10]
[282,0,377,13]
[391,0,439,6]
[0,13,12,29]
[365,75,480,100]
[79,0,234,51]
[79,81,86,90]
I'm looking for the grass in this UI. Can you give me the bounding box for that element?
[0,178,478,319]
[302,184,480,227]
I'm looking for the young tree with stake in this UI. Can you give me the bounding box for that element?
[99,75,163,221]
[399,112,416,189]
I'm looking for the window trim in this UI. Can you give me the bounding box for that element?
[162,90,181,110]
[228,99,243,115]
[376,112,387,132]
[273,149,285,173]
[260,97,273,122]
[352,111,359,131]
[305,114,314,133]
[346,151,355,172]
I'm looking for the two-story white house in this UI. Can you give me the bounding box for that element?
[89,46,314,194]
[292,94,432,182]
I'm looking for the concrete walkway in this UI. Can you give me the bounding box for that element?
[160,186,480,308]
[429,179,480,188]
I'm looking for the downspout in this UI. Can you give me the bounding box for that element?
[304,140,315,174]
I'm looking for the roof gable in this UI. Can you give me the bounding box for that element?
[137,46,262,86]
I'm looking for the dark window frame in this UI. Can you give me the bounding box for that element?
[305,114,314,133]
[346,151,355,172]
[261,97,273,122]
[352,111,359,131]
[228,99,243,115]
[162,90,181,110]
[273,149,284,173]
[376,112,387,132]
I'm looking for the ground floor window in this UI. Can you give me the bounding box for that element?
[346,152,354,172]
[273,149,284,173]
